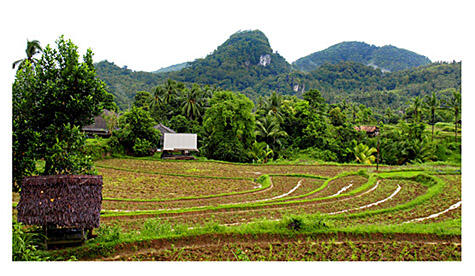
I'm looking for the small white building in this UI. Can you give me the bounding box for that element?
[162,133,198,159]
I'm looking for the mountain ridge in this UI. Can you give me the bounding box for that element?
[94,30,458,112]
[292,41,431,72]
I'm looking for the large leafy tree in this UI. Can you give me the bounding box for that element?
[12,36,113,189]
[133,91,153,110]
[303,88,327,115]
[12,40,42,69]
[113,106,160,156]
[201,91,255,162]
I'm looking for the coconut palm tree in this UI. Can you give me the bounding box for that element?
[12,40,42,69]
[444,89,461,142]
[424,92,440,141]
[255,115,288,152]
[408,96,423,123]
[181,84,203,120]
[353,143,377,164]
[264,92,284,123]
[162,79,178,104]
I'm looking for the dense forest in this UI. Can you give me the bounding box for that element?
[99,78,461,166]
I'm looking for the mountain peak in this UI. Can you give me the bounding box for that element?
[293,41,431,72]
[167,30,291,94]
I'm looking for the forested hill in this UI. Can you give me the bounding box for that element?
[166,30,292,93]
[95,30,292,108]
[95,60,164,110]
[257,61,460,113]
[292,41,431,72]
[94,30,458,112]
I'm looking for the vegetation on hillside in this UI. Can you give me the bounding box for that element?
[292,41,431,72]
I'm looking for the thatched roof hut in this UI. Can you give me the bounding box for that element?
[82,109,117,138]
[17,175,103,229]
[354,125,380,137]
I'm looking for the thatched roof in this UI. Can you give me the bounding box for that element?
[82,109,117,137]
[17,175,103,229]
[354,125,380,136]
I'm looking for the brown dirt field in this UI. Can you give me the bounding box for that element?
[96,158,377,178]
[88,232,460,261]
[99,167,256,200]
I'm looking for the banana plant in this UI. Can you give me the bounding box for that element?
[353,143,377,164]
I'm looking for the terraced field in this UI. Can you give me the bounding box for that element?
[14,158,461,261]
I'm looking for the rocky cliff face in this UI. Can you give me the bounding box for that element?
[259,54,271,66]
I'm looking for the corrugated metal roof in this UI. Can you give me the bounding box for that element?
[163,133,198,151]
[153,123,176,134]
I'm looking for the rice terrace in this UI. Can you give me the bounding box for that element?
[12,157,461,261]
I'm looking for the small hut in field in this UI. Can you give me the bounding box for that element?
[17,175,103,229]
[161,133,198,160]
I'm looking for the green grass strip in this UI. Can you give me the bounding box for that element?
[269,173,328,179]
[267,171,364,203]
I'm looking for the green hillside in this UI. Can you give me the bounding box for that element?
[95,60,165,110]
[258,61,460,114]
[94,31,458,114]
[166,30,292,98]
[293,41,431,72]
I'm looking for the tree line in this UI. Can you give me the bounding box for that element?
[108,77,461,166]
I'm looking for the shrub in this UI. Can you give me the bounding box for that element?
[141,219,173,237]
[94,225,122,243]
[132,138,154,157]
[281,214,330,232]
[12,221,46,261]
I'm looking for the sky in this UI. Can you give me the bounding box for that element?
[2,0,471,77]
